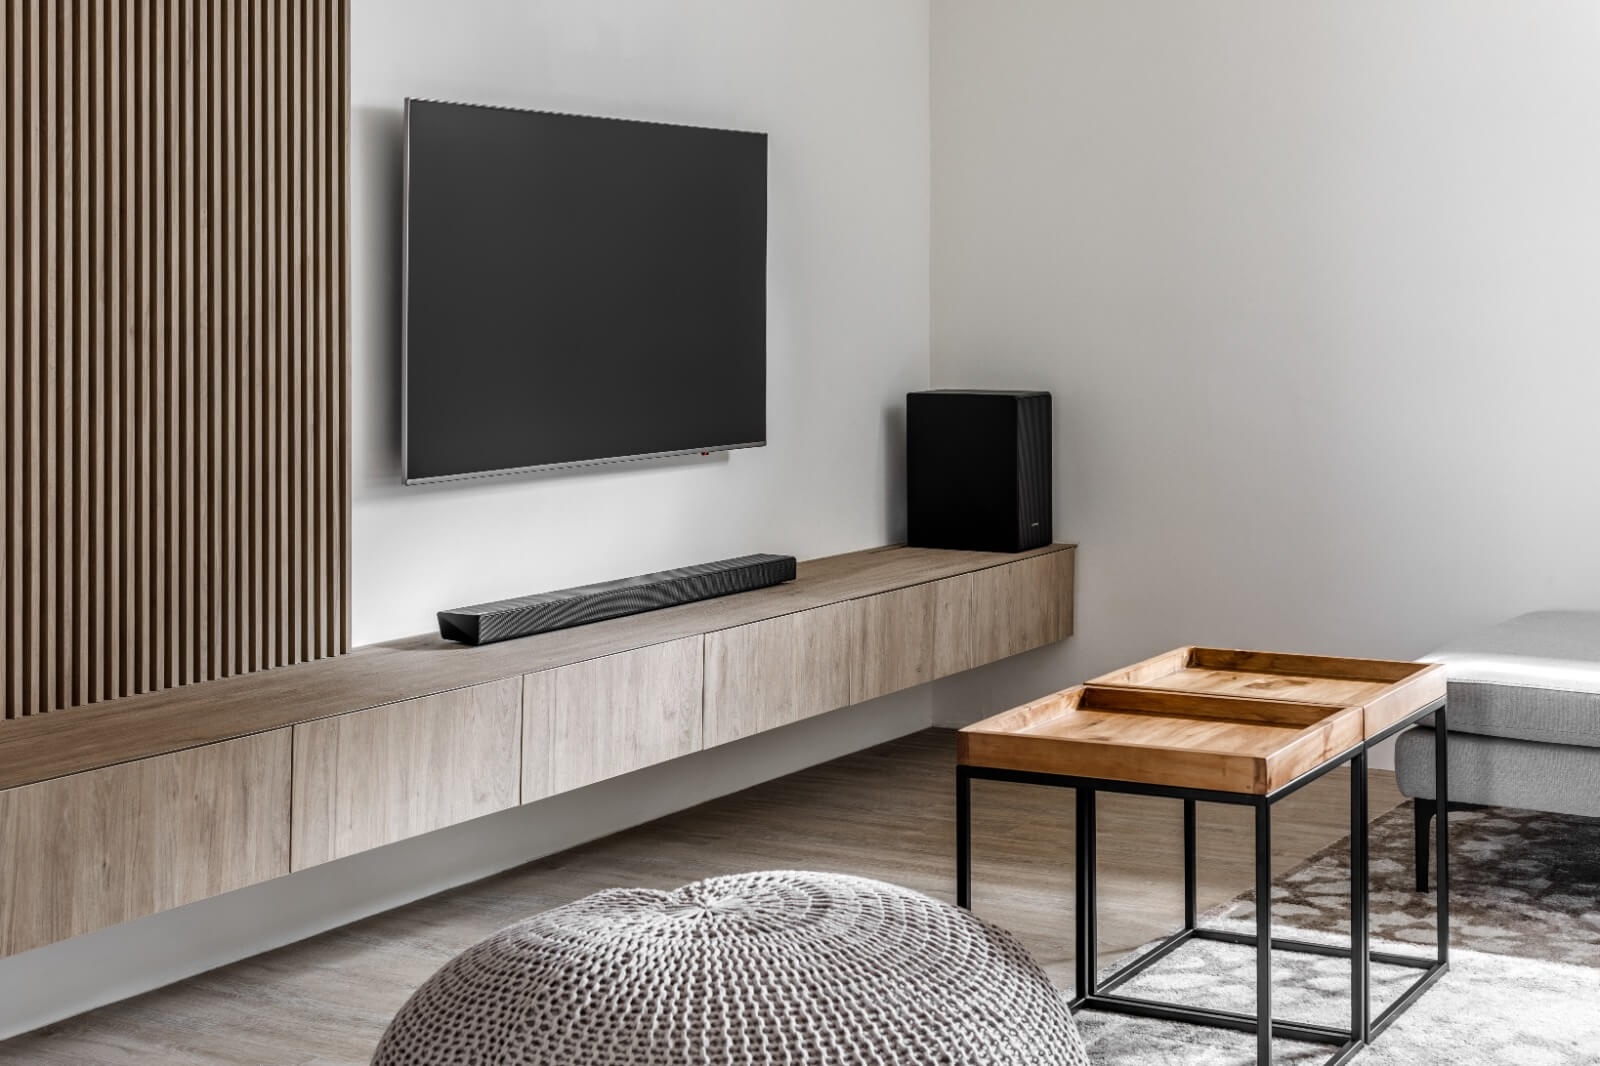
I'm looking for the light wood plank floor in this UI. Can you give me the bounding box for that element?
[0,729,1403,1065]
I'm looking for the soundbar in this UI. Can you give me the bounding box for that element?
[437,554,798,646]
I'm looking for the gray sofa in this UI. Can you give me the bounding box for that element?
[1396,610,1600,890]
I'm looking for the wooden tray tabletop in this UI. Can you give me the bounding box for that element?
[958,684,1364,795]
[1089,647,1445,739]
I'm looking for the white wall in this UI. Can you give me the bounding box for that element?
[929,1,1600,755]
[0,0,932,1040]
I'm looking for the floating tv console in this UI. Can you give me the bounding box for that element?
[0,543,1074,958]
[438,554,797,645]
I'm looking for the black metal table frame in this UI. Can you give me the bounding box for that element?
[956,699,1450,1066]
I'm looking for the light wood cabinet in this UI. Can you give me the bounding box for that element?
[934,552,1074,677]
[0,731,291,958]
[0,545,1074,793]
[290,679,522,869]
[0,544,1073,957]
[849,584,937,703]
[523,637,704,800]
[704,602,856,747]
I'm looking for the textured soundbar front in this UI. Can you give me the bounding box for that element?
[437,554,798,646]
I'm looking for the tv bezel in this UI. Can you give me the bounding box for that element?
[400,97,768,486]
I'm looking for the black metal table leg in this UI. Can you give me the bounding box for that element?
[1414,798,1436,892]
[1255,799,1273,1066]
[1183,798,1198,931]
[1435,706,1449,965]
[1351,749,1369,1043]
[1075,787,1099,1001]
[956,765,972,910]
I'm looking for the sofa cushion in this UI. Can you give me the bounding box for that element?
[1395,727,1600,818]
[1422,610,1600,748]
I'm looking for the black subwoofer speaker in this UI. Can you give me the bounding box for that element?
[906,389,1052,553]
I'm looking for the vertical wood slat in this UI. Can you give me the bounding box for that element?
[214,0,229,679]
[265,0,279,670]
[1,0,9,719]
[137,0,151,695]
[310,0,325,661]
[27,1,43,715]
[248,0,263,676]
[1,0,349,719]
[90,0,105,702]
[120,0,135,697]
[337,0,350,655]
[42,0,57,718]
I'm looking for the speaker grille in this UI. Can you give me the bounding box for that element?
[1015,393,1053,550]
[438,555,797,646]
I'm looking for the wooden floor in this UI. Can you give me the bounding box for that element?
[0,729,1403,1065]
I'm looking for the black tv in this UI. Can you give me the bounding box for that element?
[402,99,768,484]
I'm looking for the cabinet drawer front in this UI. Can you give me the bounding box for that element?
[704,602,856,748]
[290,679,521,869]
[523,636,704,800]
[933,572,978,678]
[849,584,936,703]
[976,553,1065,663]
[934,552,1073,676]
[0,731,291,957]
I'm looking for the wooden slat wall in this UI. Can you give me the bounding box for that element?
[1,0,349,718]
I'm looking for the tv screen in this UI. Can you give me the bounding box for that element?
[402,99,768,484]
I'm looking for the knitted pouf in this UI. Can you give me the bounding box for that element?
[372,870,1089,1066]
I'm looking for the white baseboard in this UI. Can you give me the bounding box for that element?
[0,687,933,1042]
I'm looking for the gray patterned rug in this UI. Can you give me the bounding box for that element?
[1075,803,1600,1064]
[1218,804,1600,968]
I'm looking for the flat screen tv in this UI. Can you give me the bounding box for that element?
[402,99,768,484]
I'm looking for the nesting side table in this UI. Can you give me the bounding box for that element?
[956,648,1449,1066]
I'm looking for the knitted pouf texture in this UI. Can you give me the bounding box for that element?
[372,870,1090,1066]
